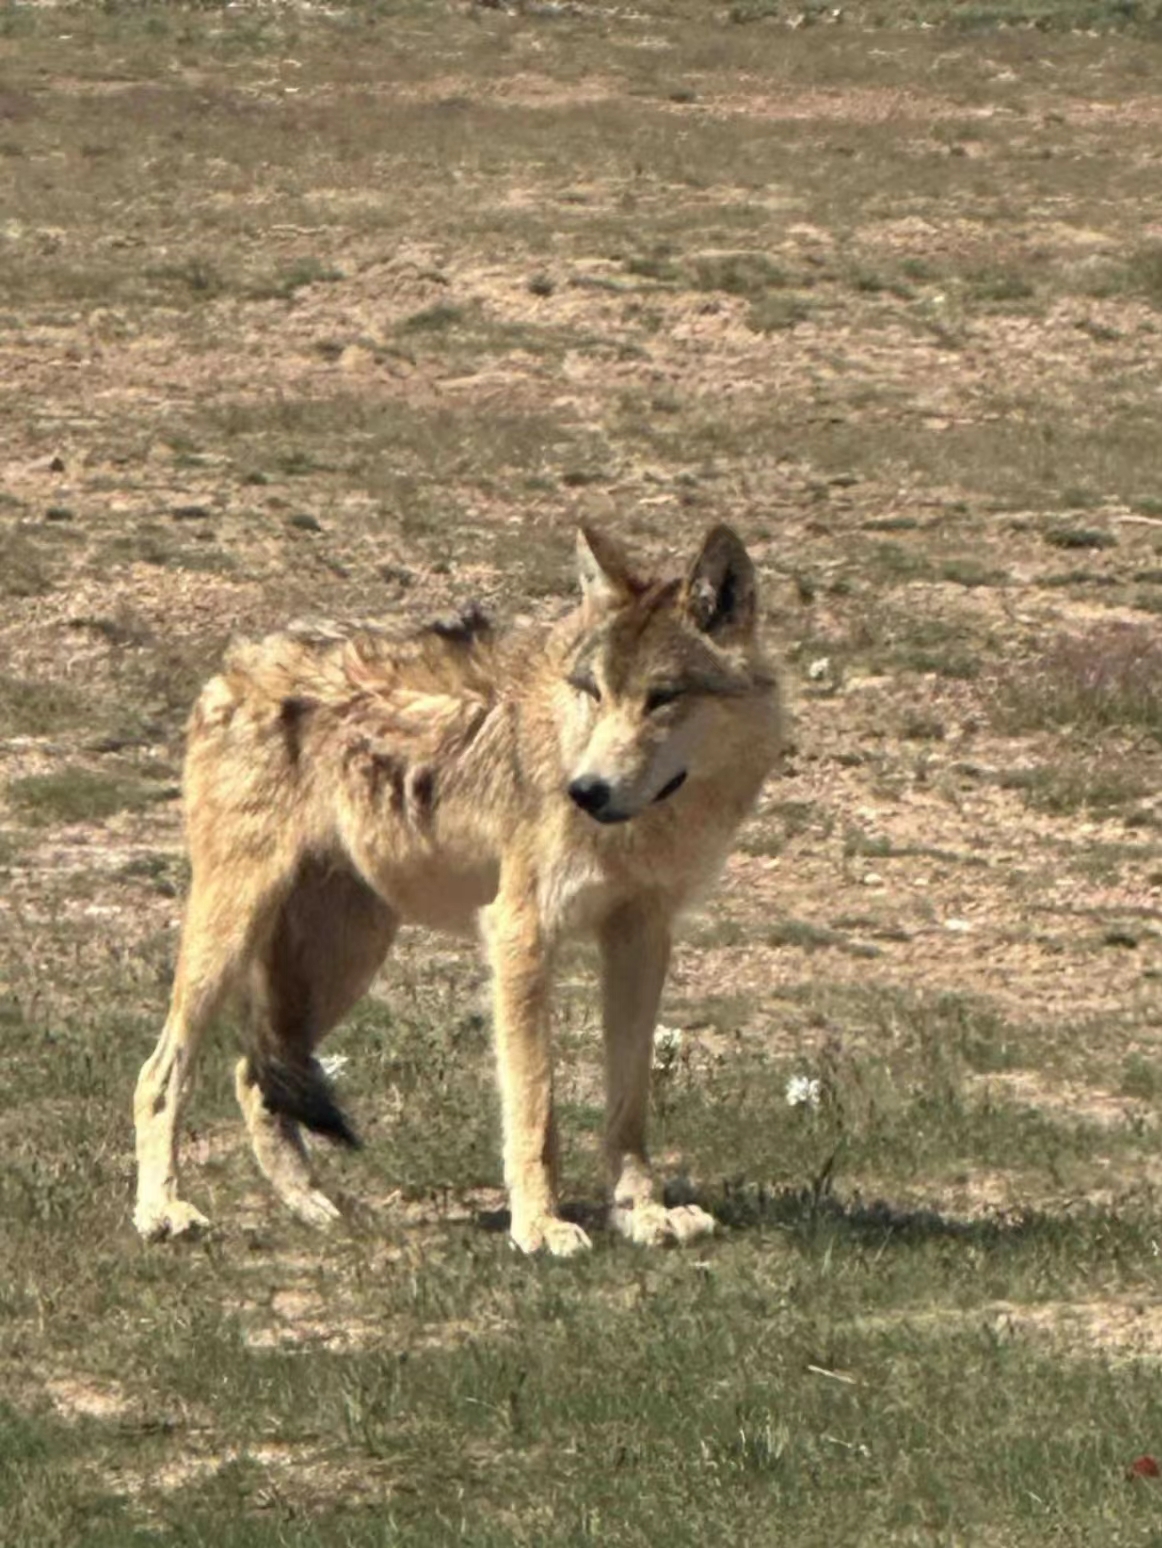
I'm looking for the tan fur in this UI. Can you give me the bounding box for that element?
[133,525,783,1255]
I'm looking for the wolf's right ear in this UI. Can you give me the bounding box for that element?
[576,526,634,611]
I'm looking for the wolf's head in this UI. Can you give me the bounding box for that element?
[558,524,778,826]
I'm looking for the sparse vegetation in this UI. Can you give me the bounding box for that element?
[2,2,1162,1543]
[746,292,812,332]
[999,757,1154,818]
[7,766,173,826]
[1045,526,1117,552]
[992,625,1162,739]
[0,676,90,738]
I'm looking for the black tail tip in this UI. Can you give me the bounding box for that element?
[254,1056,361,1149]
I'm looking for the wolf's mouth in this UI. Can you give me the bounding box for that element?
[652,770,687,805]
[571,769,688,825]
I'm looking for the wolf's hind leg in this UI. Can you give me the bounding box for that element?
[240,859,396,1226]
[134,870,279,1241]
[600,906,716,1248]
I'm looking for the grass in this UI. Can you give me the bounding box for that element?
[4,976,1162,1544]
[9,1258,1162,1547]
[991,625,1162,740]
[3,1,1162,1543]
[999,759,1155,818]
[2,1012,1157,1548]
[7,766,175,825]
[0,676,91,738]
[1044,526,1117,552]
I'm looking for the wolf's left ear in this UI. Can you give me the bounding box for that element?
[683,525,757,639]
[577,525,634,611]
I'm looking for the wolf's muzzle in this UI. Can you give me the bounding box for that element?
[568,769,688,824]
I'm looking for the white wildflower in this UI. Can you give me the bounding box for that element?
[318,1053,350,1081]
[785,1074,821,1109]
[653,1025,683,1069]
[806,656,832,682]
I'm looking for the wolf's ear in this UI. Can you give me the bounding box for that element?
[577,525,634,610]
[683,525,757,639]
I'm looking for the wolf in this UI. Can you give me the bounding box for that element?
[133,523,783,1256]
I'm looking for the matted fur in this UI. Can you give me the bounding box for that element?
[133,524,783,1255]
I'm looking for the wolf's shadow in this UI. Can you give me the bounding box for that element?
[475,1182,1059,1251]
[709,1181,1060,1250]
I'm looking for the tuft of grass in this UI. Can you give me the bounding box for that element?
[0,676,90,737]
[1121,1053,1162,1100]
[401,301,468,333]
[769,917,848,953]
[863,541,933,585]
[876,620,981,681]
[1044,525,1117,551]
[938,556,1007,588]
[624,245,683,284]
[999,758,1154,817]
[746,292,811,332]
[1,530,57,598]
[991,624,1162,738]
[901,709,946,741]
[967,267,1037,305]
[6,766,174,826]
[1124,242,1162,308]
[691,250,788,296]
[246,256,343,302]
[147,257,227,300]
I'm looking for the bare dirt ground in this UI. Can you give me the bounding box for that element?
[2,4,1162,1540]
[3,34,1158,1049]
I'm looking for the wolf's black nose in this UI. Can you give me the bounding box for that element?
[569,776,612,817]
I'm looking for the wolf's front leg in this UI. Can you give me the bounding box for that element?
[484,883,590,1258]
[600,905,716,1248]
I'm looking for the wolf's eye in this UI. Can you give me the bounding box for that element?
[569,674,601,702]
[645,686,683,714]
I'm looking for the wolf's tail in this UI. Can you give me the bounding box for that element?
[249,1053,361,1149]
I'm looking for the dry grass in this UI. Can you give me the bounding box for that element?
[992,624,1162,740]
[3,1,1162,1543]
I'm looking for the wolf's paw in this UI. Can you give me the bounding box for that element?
[286,1188,342,1230]
[611,1200,717,1248]
[511,1215,593,1258]
[134,1198,210,1242]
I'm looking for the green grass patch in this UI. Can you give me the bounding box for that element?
[0,676,91,738]
[6,766,174,826]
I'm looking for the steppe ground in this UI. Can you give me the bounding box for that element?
[2,0,1162,1542]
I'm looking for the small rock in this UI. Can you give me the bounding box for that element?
[338,344,377,373]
